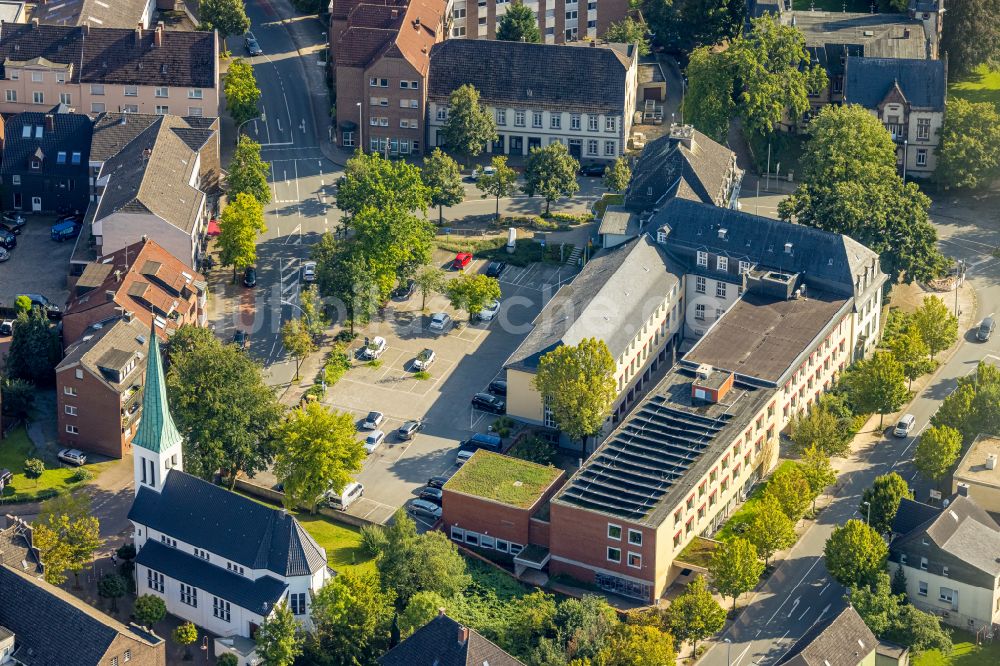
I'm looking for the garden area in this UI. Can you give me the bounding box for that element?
[914,631,1000,666]
[0,427,113,503]
[948,65,1000,109]
[296,514,377,574]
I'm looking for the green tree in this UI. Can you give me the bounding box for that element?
[218,191,266,282]
[533,338,617,449]
[641,0,743,55]
[281,318,316,381]
[23,458,44,486]
[931,361,1000,439]
[849,572,902,637]
[32,511,100,587]
[496,1,541,42]
[310,569,395,665]
[937,98,1000,189]
[860,472,913,535]
[217,654,240,666]
[1,376,35,421]
[274,402,365,512]
[843,351,909,428]
[603,17,650,55]
[256,602,303,666]
[399,591,447,638]
[377,510,470,607]
[523,142,580,214]
[440,84,497,163]
[299,284,327,339]
[312,235,379,335]
[911,295,959,359]
[98,573,127,613]
[891,565,908,596]
[940,0,1000,77]
[422,148,465,224]
[134,594,167,628]
[850,572,952,653]
[166,326,283,484]
[603,156,631,192]
[789,404,851,457]
[224,58,260,127]
[554,595,619,662]
[800,445,836,512]
[890,604,953,653]
[445,273,502,321]
[823,519,887,589]
[797,105,897,184]
[763,463,812,522]
[337,151,430,218]
[476,155,518,221]
[709,537,764,610]
[414,265,447,311]
[746,494,796,566]
[228,135,271,205]
[5,307,61,385]
[13,294,31,314]
[667,576,726,653]
[504,590,558,655]
[683,46,736,143]
[888,324,933,389]
[597,624,676,666]
[172,622,198,661]
[351,205,435,300]
[199,0,250,39]
[914,425,962,490]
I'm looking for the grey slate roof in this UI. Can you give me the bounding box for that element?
[890,497,941,536]
[788,12,929,61]
[128,471,328,577]
[56,316,148,392]
[0,565,163,666]
[0,22,216,87]
[0,111,91,178]
[136,540,288,613]
[90,112,162,162]
[844,57,946,111]
[428,39,635,114]
[505,235,680,371]
[32,0,152,29]
[777,603,876,666]
[379,614,524,666]
[598,206,639,236]
[891,496,1000,578]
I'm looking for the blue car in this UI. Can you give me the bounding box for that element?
[51,219,81,242]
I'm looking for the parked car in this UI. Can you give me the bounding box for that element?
[362,411,384,430]
[50,220,79,242]
[16,293,59,313]
[0,213,25,234]
[0,247,9,263]
[324,481,364,510]
[977,316,995,342]
[429,312,452,332]
[893,414,916,438]
[461,432,502,452]
[364,430,386,454]
[485,261,507,278]
[0,319,13,336]
[418,486,443,505]
[397,420,422,440]
[243,266,257,288]
[360,336,387,360]
[0,228,17,249]
[302,261,317,282]
[478,299,501,322]
[488,379,507,396]
[580,163,606,177]
[471,392,505,414]
[456,449,476,466]
[427,475,449,490]
[245,32,263,55]
[391,279,416,300]
[408,498,442,521]
[471,165,496,181]
[451,252,472,271]
[57,448,87,466]
[413,348,436,371]
[232,330,250,350]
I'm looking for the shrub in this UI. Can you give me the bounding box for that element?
[323,343,352,385]
[367,359,382,369]
[491,416,514,438]
[359,524,388,557]
[335,330,357,343]
[303,384,325,401]
[69,468,94,483]
[414,370,430,380]
[508,437,557,465]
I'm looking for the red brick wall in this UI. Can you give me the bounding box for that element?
[442,492,532,545]
[56,365,134,458]
[529,517,550,547]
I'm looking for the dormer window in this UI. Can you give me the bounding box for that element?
[30,159,40,170]
[71,152,81,165]
[57,151,67,164]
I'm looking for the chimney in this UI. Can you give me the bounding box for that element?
[457,626,469,645]
[105,289,116,302]
[987,454,997,470]
[135,23,143,46]
[391,8,398,17]
[438,607,446,617]
[784,242,794,254]
[30,17,38,27]
[113,269,122,282]
[413,16,420,29]
[154,22,163,47]
[123,310,134,322]
[957,482,970,497]
[44,114,54,132]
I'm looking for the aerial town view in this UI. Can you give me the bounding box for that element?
[0,0,998,663]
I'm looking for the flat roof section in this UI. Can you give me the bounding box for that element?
[683,289,850,385]
[954,436,1000,489]
[445,451,564,509]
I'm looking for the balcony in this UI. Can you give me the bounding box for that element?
[884,123,907,142]
[121,385,143,413]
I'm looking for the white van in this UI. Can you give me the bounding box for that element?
[325,482,364,510]
[893,414,916,438]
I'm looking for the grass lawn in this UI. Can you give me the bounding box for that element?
[296,515,376,574]
[914,630,1000,666]
[677,536,719,568]
[0,427,113,502]
[593,193,625,219]
[714,460,798,542]
[948,65,1000,110]
[446,451,563,508]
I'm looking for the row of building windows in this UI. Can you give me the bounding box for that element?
[108,649,132,666]
[606,524,642,545]
[369,77,420,89]
[450,526,525,556]
[439,106,617,133]
[3,89,200,115]
[606,547,642,569]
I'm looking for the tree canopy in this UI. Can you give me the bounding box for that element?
[860,472,913,535]
[666,576,726,654]
[937,98,1000,189]
[763,463,812,522]
[824,519,887,589]
[682,46,736,143]
[843,352,909,427]
[534,338,617,446]
[522,142,580,214]
[32,509,100,586]
[228,135,271,205]
[940,0,1000,77]
[496,2,541,42]
[850,572,952,653]
[224,58,260,126]
[446,273,502,320]
[914,425,962,489]
[337,151,430,218]
[640,0,744,55]
[4,306,61,385]
[309,569,395,666]
[476,155,519,221]
[376,510,470,607]
[603,156,631,193]
[911,296,958,359]
[747,494,796,565]
[932,361,1000,439]
[441,85,497,162]
[789,404,852,457]
[422,148,465,224]
[199,0,250,39]
[256,602,303,666]
[603,17,651,55]
[217,191,266,281]
[709,537,764,610]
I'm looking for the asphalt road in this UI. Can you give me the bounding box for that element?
[700,193,1000,666]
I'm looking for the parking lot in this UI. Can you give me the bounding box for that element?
[0,214,76,310]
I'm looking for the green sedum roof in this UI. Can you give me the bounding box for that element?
[132,328,182,454]
[445,451,563,509]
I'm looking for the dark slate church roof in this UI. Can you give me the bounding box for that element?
[128,471,327,577]
[844,57,946,110]
[379,614,524,666]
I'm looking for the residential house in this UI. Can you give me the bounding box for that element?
[776,602,909,666]
[952,435,1000,514]
[0,21,219,117]
[62,237,207,343]
[31,0,158,29]
[0,108,91,212]
[427,39,638,162]
[379,612,524,666]
[843,56,945,178]
[330,0,446,155]
[889,495,1000,632]
[55,314,149,458]
[448,0,628,42]
[127,332,332,666]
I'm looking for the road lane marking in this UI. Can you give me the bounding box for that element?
[797,606,811,621]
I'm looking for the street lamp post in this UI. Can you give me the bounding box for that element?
[902,139,908,181]
[863,501,871,526]
[235,112,266,145]
[356,102,363,153]
[724,638,732,666]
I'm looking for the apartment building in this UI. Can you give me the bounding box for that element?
[0,21,219,117]
[55,315,149,458]
[427,39,637,162]
[449,0,629,42]
[844,57,945,178]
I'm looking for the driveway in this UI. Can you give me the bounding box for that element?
[0,214,75,309]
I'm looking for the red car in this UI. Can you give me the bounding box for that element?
[451,252,472,271]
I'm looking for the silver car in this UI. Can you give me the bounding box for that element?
[429,313,452,332]
[409,498,442,521]
[57,448,87,466]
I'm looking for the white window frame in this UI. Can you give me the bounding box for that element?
[717,256,728,271]
[5,89,15,102]
[213,596,231,622]
[739,260,751,275]
[628,529,642,546]
[918,581,928,596]
[31,71,42,82]
[188,88,203,99]
[124,85,138,96]
[627,552,642,569]
[154,86,168,98]
[696,250,708,267]
[65,424,79,434]
[605,116,616,132]
[716,282,727,298]
[33,91,44,104]
[607,547,621,563]
[607,524,622,540]
[64,386,77,396]
[59,92,71,105]
[64,405,77,416]
[695,276,706,294]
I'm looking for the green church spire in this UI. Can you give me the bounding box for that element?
[132,327,182,454]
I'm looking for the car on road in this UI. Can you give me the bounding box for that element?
[391,279,416,300]
[477,299,501,322]
[0,247,9,263]
[360,336,387,360]
[324,481,364,510]
[485,261,507,278]
[456,449,476,466]
[471,392,505,414]
[57,448,87,466]
[429,312,452,332]
[362,411,384,430]
[471,165,496,181]
[451,252,472,271]
[244,33,263,56]
[50,220,79,242]
[427,475,449,489]
[302,261,317,282]
[413,348,436,371]
[893,413,916,438]
[364,430,386,454]
[243,266,257,288]
[0,213,25,234]
[579,163,606,177]
[0,228,17,249]
[488,379,507,396]
[418,486,443,505]
[16,293,59,313]
[408,498,442,521]
[397,420,422,440]
[0,319,12,336]
[232,330,250,350]
[977,317,995,342]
